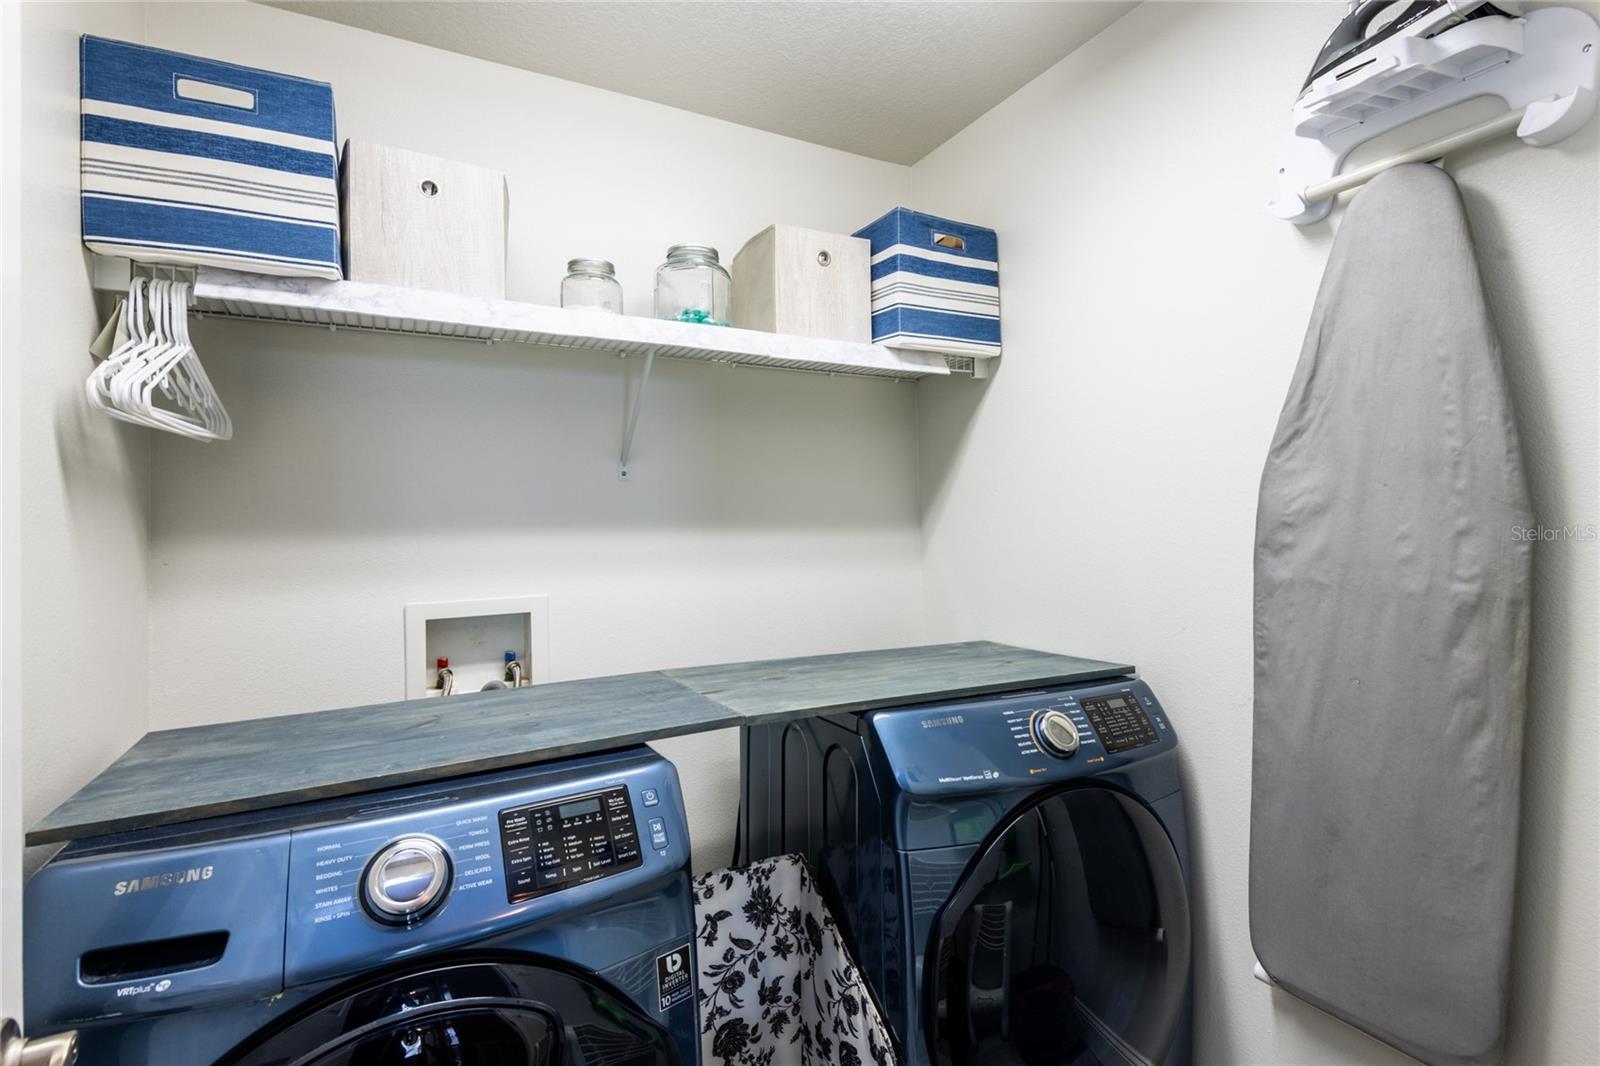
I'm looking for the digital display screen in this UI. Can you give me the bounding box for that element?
[498,786,642,904]
[558,797,601,819]
[1081,693,1159,754]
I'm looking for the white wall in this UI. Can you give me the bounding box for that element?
[1,0,22,1018]
[15,3,1596,1060]
[135,1,925,874]
[17,1,150,885]
[910,3,1598,1065]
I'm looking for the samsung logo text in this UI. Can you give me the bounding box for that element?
[113,865,214,896]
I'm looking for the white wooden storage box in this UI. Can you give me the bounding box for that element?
[731,225,870,343]
[339,140,507,299]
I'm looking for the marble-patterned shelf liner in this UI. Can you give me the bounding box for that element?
[28,641,1131,845]
[188,268,949,378]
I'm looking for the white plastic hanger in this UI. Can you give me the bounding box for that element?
[107,278,168,418]
[159,281,233,441]
[110,279,214,439]
[87,277,161,426]
[116,280,213,438]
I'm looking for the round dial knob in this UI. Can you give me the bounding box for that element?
[363,837,450,922]
[1033,710,1081,758]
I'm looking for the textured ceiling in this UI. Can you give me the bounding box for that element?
[261,1,1135,164]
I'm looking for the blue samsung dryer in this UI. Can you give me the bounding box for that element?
[24,746,700,1066]
[742,676,1192,1066]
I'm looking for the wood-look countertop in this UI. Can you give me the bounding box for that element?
[28,641,1132,845]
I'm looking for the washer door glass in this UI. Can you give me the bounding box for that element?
[221,958,677,1066]
[301,1003,556,1065]
[923,785,1190,1066]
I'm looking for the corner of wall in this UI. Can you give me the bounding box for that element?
[17,0,152,880]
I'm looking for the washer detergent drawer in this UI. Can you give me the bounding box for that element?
[23,836,289,1025]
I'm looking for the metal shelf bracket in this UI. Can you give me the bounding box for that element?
[617,346,656,481]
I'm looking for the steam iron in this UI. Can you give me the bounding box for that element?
[1301,1,1522,99]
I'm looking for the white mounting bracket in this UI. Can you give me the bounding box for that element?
[91,254,195,294]
[617,346,656,481]
[1271,6,1599,224]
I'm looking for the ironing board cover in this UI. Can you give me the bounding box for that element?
[1250,163,1531,1066]
[694,855,895,1066]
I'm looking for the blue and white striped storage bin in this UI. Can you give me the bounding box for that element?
[79,36,342,279]
[854,207,1000,358]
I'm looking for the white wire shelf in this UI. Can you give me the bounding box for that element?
[92,260,953,381]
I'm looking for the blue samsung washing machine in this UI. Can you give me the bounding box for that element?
[24,746,700,1065]
[743,677,1192,1066]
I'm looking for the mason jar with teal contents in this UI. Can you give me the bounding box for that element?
[654,244,731,326]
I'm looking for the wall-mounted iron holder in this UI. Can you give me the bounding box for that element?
[1271,5,1599,224]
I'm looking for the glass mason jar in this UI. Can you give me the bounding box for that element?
[561,258,623,313]
[654,244,731,326]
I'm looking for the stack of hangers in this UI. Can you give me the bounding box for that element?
[86,276,231,441]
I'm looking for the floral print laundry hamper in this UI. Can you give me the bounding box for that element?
[694,855,895,1065]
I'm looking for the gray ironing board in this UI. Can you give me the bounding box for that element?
[1250,164,1532,1066]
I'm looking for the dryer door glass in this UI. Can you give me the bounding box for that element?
[923,785,1190,1066]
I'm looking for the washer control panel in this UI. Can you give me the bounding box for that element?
[498,785,642,904]
[281,750,685,987]
[1080,692,1159,754]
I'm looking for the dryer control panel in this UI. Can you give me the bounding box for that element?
[868,677,1175,797]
